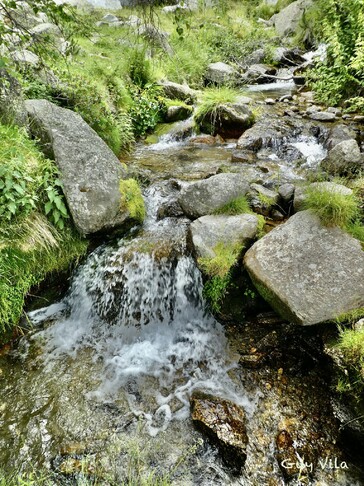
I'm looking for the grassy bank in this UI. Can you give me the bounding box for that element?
[0,123,88,336]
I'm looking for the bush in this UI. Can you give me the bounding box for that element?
[129,85,166,137]
[307,0,364,110]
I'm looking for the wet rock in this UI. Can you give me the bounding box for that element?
[205,62,239,86]
[189,134,216,145]
[272,47,306,66]
[326,124,357,150]
[309,111,336,122]
[294,182,353,212]
[196,102,254,138]
[271,209,285,221]
[244,210,364,326]
[231,150,256,164]
[178,173,250,218]
[159,80,197,104]
[278,183,295,204]
[157,200,184,219]
[354,115,364,123]
[236,117,291,151]
[189,214,260,259]
[265,98,275,105]
[321,139,363,176]
[249,184,279,216]
[190,391,248,472]
[272,0,313,37]
[25,99,131,236]
[241,64,277,84]
[165,105,192,122]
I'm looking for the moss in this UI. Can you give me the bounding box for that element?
[120,179,146,224]
[335,308,364,325]
[203,274,232,313]
[198,242,243,279]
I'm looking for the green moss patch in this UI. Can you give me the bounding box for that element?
[120,179,146,224]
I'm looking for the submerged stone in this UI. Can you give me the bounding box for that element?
[244,211,364,326]
[190,391,248,472]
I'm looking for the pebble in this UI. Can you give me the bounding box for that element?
[265,98,276,105]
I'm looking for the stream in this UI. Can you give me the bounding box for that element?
[0,110,363,485]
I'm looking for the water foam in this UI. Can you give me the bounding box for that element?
[31,244,252,435]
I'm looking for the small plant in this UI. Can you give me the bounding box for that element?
[303,185,361,229]
[195,87,239,122]
[203,274,231,313]
[214,195,251,215]
[129,85,166,137]
[120,179,146,224]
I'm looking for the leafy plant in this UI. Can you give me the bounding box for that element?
[129,85,166,137]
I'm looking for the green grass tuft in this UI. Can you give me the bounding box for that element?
[303,185,361,229]
[120,179,146,224]
[195,87,239,122]
[214,195,251,215]
[198,242,243,279]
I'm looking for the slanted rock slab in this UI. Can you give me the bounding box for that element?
[179,173,250,218]
[321,139,363,176]
[191,391,248,472]
[189,214,259,259]
[244,210,364,326]
[25,99,131,236]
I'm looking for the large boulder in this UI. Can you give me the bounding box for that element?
[158,80,197,104]
[271,0,313,37]
[241,63,277,84]
[321,139,363,176]
[179,174,250,219]
[326,124,357,150]
[244,211,364,326]
[25,99,133,236]
[237,117,291,151]
[204,62,239,86]
[196,102,254,138]
[189,214,260,259]
[190,391,248,472]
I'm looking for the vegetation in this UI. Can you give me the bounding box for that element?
[214,195,251,215]
[303,185,362,231]
[199,242,243,312]
[306,0,364,112]
[120,179,146,224]
[0,123,87,334]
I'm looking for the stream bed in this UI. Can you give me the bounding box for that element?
[0,118,363,485]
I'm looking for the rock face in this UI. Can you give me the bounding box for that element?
[237,117,291,151]
[165,105,192,122]
[190,391,248,472]
[196,103,254,138]
[159,80,197,104]
[244,211,364,326]
[241,64,277,84]
[321,139,363,176]
[272,0,313,37]
[179,174,250,219]
[326,124,357,150]
[205,62,238,86]
[189,214,259,259]
[25,99,131,236]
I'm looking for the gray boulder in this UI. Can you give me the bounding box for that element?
[25,99,132,236]
[272,0,313,37]
[165,105,192,123]
[326,124,357,150]
[321,139,363,176]
[159,80,197,104]
[179,173,250,219]
[237,117,291,151]
[189,214,259,259]
[205,62,238,86]
[11,49,39,67]
[308,111,336,122]
[241,64,277,84]
[196,102,254,138]
[244,210,364,326]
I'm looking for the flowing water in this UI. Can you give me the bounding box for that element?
[0,120,363,485]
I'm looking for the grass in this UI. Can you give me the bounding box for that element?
[195,87,240,121]
[214,195,251,215]
[0,123,88,335]
[334,326,364,398]
[120,179,146,224]
[303,185,361,229]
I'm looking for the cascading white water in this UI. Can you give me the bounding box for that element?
[29,185,254,437]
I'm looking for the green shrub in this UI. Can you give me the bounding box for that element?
[307,0,364,109]
[127,47,154,88]
[129,85,166,137]
[203,274,231,313]
[334,326,364,396]
[303,185,361,229]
